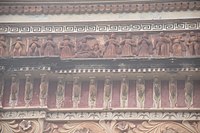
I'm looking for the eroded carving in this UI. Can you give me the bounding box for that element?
[184,75,193,108]
[56,77,65,108]
[59,35,75,58]
[42,35,57,56]
[137,32,153,56]
[28,36,41,56]
[153,77,161,108]
[88,77,97,108]
[9,74,19,107]
[11,37,26,56]
[72,77,81,108]
[24,74,33,107]
[39,74,48,107]
[104,77,112,109]
[169,77,177,108]
[0,35,7,57]
[136,77,145,108]
[120,76,129,108]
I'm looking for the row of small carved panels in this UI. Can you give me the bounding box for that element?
[0,22,199,33]
[0,119,200,133]
[1,75,200,109]
[0,1,199,15]
[0,31,200,58]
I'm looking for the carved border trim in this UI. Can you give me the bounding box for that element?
[1,110,199,121]
[0,111,46,120]
[0,1,199,15]
[0,20,199,34]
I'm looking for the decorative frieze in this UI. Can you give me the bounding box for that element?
[0,21,199,34]
[0,1,199,15]
[46,111,200,121]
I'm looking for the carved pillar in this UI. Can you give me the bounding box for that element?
[0,74,4,107]
[120,76,129,108]
[72,77,81,108]
[39,74,48,107]
[184,75,193,108]
[9,74,19,107]
[153,76,161,108]
[56,77,65,109]
[88,77,97,108]
[169,76,177,108]
[103,76,112,109]
[24,74,33,107]
[136,76,145,108]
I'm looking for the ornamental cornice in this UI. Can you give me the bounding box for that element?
[0,1,199,15]
[0,19,199,34]
[1,110,200,121]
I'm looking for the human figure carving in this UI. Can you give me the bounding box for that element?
[24,74,33,107]
[103,33,120,57]
[184,76,193,108]
[88,78,97,108]
[136,77,145,108]
[11,37,26,56]
[120,77,128,108]
[0,35,7,57]
[169,77,177,108]
[42,35,57,56]
[28,36,41,56]
[154,32,170,56]
[104,78,112,109]
[75,37,92,58]
[120,33,136,56]
[170,34,186,56]
[91,42,102,58]
[187,32,198,56]
[39,74,48,107]
[59,35,75,58]
[137,32,153,56]
[56,78,65,108]
[73,77,81,108]
[9,75,19,107]
[153,77,161,108]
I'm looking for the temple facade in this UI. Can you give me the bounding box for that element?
[0,0,200,133]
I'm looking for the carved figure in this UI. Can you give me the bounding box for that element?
[103,33,120,57]
[170,34,186,56]
[104,78,112,109]
[10,75,19,107]
[59,35,75,58]
[42,35,57,56]
[187,32,198,56]
[73,77,81,108]
[154,32,170,56]
[136,77,145,108]
[91,42,102,58]
[28,36,41,56]
[11,37,26,56]
[19,120,32,131]
[180,32,190,56]
[0,35,7,57]
[120,77,128,108]
[39,75,48,107]
[169,77,177,108]
[24,75,33,107]
[184,76,193,108]
[88,78,97,108]
[153,77,161,108]
[120,33,136,56]
[137,32,153,56]
[56,78,65,108]
[75,37,92,58]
